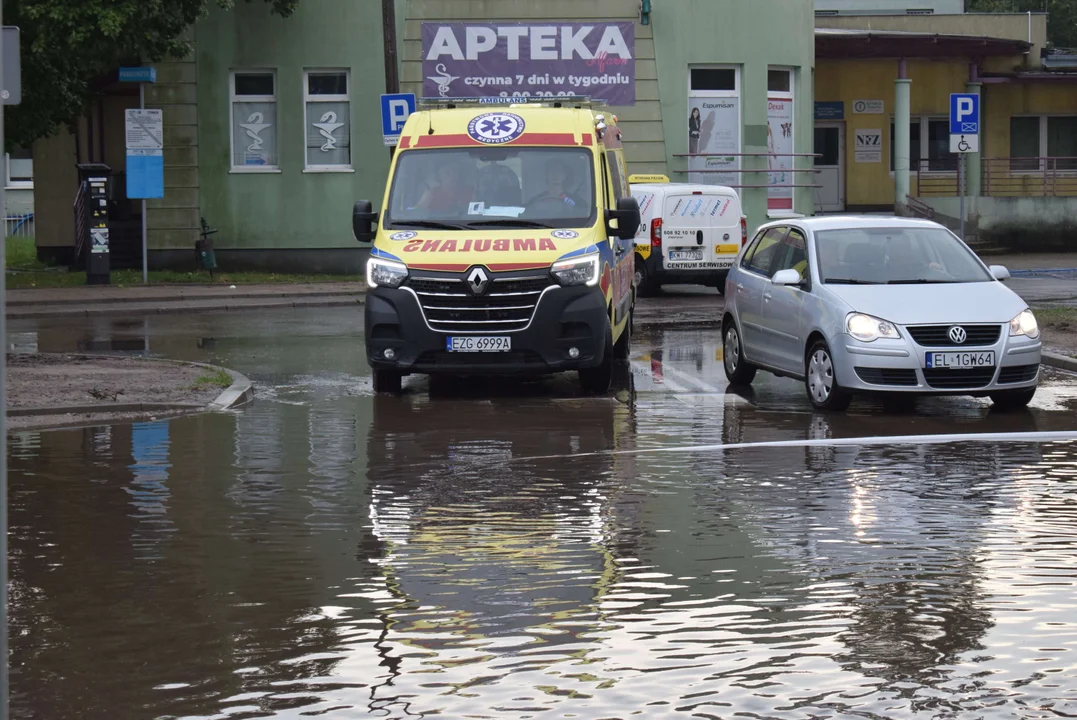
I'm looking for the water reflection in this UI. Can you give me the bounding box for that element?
[6,315,1077,718]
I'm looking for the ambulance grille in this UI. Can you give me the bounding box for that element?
[407,273,555,333]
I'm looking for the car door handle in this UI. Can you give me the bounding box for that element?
[763,291,772,301]
[736,283,744,292]
[615,244,626,256]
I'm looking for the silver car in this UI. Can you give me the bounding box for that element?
[722,217,1041,411]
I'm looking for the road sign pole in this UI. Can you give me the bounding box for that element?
[959,153,966,241]
[0,1,9,716]
[141,82,148,284]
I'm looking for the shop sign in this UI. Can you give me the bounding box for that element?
[422,22,636,105]
[767,97,794,211]
[814,101,844,120]
[686,97,740,186]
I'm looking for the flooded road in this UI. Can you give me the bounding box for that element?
[8,306,1077,719]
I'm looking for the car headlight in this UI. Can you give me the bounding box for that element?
[1009,309,1040,339]
[551,253,600,287]
[366,257,408,289]
[846,312,901,342]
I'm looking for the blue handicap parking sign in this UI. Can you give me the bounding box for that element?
[381,93,416,145]
[950,93,980,135]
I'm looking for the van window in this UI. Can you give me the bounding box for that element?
[384,147,596,229]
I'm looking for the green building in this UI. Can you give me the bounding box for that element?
[33,0,814,272]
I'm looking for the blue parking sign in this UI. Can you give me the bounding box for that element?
[381,93,416,146]
[950,93,979,135]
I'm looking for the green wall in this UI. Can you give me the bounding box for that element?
[196,0,391,255]
[651,0,815,234]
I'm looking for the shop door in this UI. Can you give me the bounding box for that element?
[814,123,844,213]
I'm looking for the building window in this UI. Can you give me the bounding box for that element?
[304,70,351,170]
[1009,116,1077,172]
[231,71,278,170]
[890,117,953,173]
[688,65,740,187]
[6,147,32,188]
[767,68,795,213]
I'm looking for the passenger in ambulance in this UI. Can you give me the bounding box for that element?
[416,161,474,213]
[526,159,584,215]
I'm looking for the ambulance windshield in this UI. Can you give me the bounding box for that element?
[385,147,596,229]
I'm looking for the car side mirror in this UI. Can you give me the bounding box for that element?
[989,264,1010,281]
[772,268,803,286]
[352,200,377,245]
[605,197,641,241]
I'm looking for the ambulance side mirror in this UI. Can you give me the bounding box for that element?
[352,200,377,245]
[606,197,641,241]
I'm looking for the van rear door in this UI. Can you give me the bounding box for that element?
[660,192,741,272]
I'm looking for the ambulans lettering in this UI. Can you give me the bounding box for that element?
[395,238,559,253]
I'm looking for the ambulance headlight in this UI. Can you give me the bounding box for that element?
[551,253,601,287]
[366,257,408,289]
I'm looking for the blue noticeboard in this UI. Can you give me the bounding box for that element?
[381,93,416,146]
[127,151,164,199]
[949,93,979,135]
[815,101,845,121]
[119,67,157,83]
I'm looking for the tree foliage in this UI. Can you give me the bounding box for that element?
[966,0,1077,50]
[5,0,300,150]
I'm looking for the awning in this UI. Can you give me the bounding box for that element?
[815,28,1032,60]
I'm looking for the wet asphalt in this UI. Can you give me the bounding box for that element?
[6,294,1077,719]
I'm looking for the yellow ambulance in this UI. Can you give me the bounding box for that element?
[352,98,641,395]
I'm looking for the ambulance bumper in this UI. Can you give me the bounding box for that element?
[365,284,610,376]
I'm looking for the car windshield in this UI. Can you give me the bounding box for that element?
[384,147,596,230]
[815,227,993,285]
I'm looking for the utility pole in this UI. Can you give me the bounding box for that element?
[382,0,399,158]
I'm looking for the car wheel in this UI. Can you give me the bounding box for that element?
[614,310,632,361]
[723,321,757,386]
[635,256,655,298]
[989,387,1036,411]
[579,319,614,395]
[372,368,402,394]
[806,340,852,411]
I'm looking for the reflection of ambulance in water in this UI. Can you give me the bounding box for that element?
[352,98,641,395]
[629,176,747,296]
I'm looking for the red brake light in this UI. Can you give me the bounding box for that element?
[740,217,748,246]
[692,191,703,195]
[651,218,663,247]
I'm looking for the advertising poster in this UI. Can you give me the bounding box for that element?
[767,97,794,211]
[687,96,740,186]
[422,22,636,105]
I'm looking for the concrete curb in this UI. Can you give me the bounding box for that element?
[7,294,365,320]
[7,286,366,308]
[1043,351,1077,373]
[8,354,255,430]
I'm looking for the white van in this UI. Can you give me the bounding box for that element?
[629,175,746,296]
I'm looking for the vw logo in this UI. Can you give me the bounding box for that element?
[948,326,968,344]
[466,267,489,296]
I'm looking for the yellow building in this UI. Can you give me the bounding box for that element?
[811,11,1077,240]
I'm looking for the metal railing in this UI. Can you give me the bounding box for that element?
[4,197,34,239]
[73,180,89,265]
[912,157,1077,198]
[671,152,822,191]
[983,156,1077,197]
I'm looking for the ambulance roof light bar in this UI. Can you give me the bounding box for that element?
[418,95,609,109]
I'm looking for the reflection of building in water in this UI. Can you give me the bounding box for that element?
[360,394,637,712]
[127,421,175,561]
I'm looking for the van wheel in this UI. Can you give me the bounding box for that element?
[723,321,756,386]
[806,340,852,411]
[372,368,402,394]
[635,256,655,298]
[580,321,614,395]
[614,310,632,361]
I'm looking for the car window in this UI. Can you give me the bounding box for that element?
[773,228,809,282]
[814,226,993,284]
[740,230,767,268]
[744,227,787,276]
